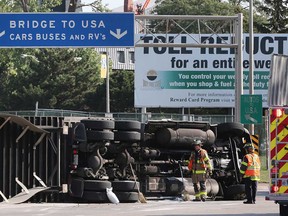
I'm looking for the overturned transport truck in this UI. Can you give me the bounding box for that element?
[0,114,252,203]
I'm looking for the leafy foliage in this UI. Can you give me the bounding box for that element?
[152,0,269,33]
[0,0,63,12]
[88,70,135,112]
[259,0,288,33]
[110,70,135,112]
[1,48,102,110]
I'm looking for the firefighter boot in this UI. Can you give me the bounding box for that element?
[200,194,206,202]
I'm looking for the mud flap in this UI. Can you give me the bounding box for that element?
[1,187,50,204]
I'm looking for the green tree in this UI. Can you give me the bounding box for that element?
[151,0,240,33]
[0,0,62,12]
[152,0,266,33]
[259,0,288,33]
[1,48,102,110]
[89,70,135,112]
[110,70,135,112]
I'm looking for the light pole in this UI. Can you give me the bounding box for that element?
[106,48,110,114]
[249,0,254,134]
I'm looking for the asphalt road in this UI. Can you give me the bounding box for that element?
[0,184,279,216]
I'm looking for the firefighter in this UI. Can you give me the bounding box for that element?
[240,143,261,204]
[188,139,213,202]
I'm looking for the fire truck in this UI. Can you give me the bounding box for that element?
[266,54,288,215]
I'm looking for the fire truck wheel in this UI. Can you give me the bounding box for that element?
[217,123,244,138]
[81,119,115,130]
[280,204,288,216]
[86,130,114,141]
[84,180,111,191]
[82,191,108,202]
[114,131,141,142]
[111,180,140,192]
[224,184,245,200]
[115,120,141,131]
[114,192,139,203]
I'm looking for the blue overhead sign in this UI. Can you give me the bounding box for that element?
[0,13,134,48]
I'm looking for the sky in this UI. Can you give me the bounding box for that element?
[82,0,123,11]
[101,0,123,9]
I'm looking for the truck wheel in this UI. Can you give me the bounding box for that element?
[224,184,245,200]
[111,180,139,192]
[86,130,114,141]
[114,192,139,203]
[84,180,111,191]
[115,120,141,131]
[69,177,84,198]
[280,204,288,216]
[81,119,115,130]
[114,131,141,142]
[217,123,244,138]
[82,191,108,202]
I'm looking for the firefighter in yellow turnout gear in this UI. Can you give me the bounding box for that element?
[188,140,213,202]
[240,143,261,204]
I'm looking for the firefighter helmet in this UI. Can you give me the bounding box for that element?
[192,139,203,146]
[243,143,254,151]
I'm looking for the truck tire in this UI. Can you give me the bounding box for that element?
[86,130,114,141]
[81,119,115,130]
[114,192,139,203]
[111,180,139,192]
[280,204,288,216]
[69,177,84,198]
[114,131,141,142]
[217,123,244,138]
[71,122,87,142]
[224,184,245,200]
[115,120,141,131]
[82,191,108,202]
[84,180,111,191]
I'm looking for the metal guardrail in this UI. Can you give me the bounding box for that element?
[2,109,235,124]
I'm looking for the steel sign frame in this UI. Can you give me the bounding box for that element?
[0,13,134,48]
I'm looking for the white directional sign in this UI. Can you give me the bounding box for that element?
[0,13,134,47]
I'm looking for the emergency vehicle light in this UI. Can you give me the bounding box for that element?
[271,167,278,174]
[273,108,283,118]
[271,185,279,193]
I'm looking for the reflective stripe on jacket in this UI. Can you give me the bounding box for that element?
[188,149,212,174]
[240,153,261,181]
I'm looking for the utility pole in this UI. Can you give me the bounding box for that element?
[249,0,255,134]
[106,48,110,113]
